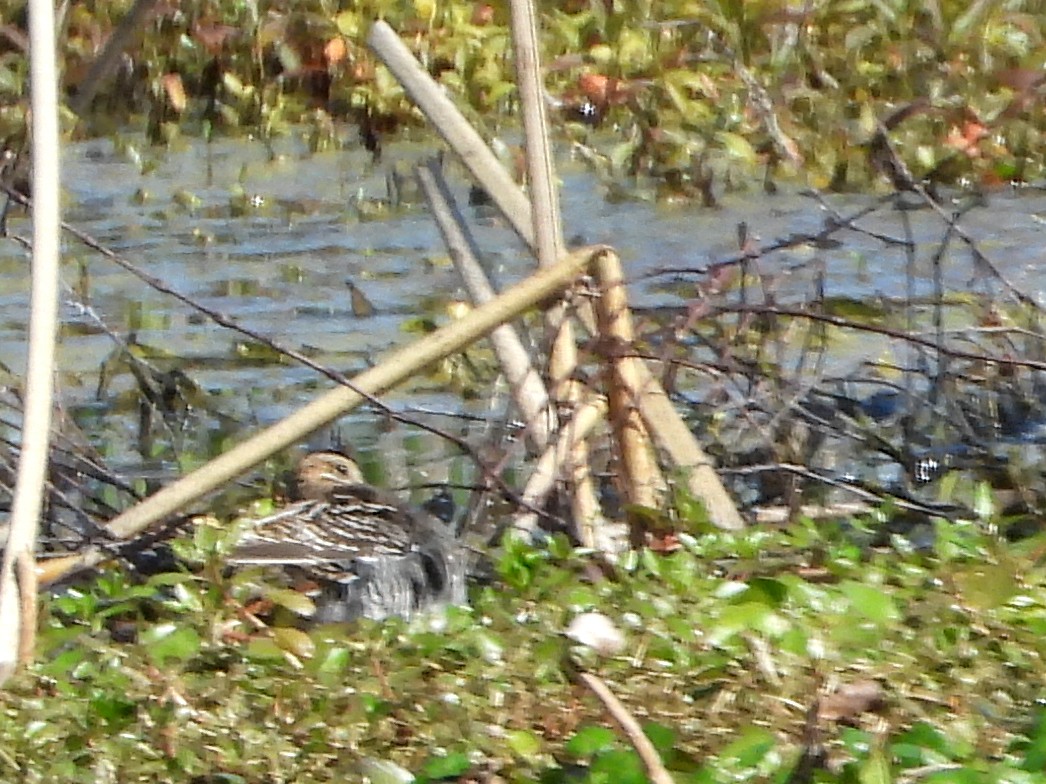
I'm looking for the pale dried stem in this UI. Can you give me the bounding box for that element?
[369,18,742,534]
[15,552,36,664]
[612,359,744,531]
[367,22,534,248]
[593,251,665,509]
[0,0,62,684]
[512,394,607,541]
[509,0,563,264]
[415,160,555,452]
[553,338,602,545]
[574,671,676,784]
[565,424,601,545]
[506,0,602,540]
[34,553,90,584]
[371,15,657,544]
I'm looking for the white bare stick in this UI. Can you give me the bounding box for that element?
[416,161,555,453]
[368,21,534,248]
[0,0,62,684]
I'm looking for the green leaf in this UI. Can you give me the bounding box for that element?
[973,481,996,521]
[273,627,316,659]
[707,602,782,645]
[840,581,899,625]
[744,577,788,608]
[263,587,316,617]
[589,749,647,784]
[858,748,891,784]
[643,721,677,755]
[547,533,574,560]
[145,571,199,589]
[717,131,757,164]
[141,624,201,664]
[315,645,351,675]
[565,725,617,758]
[89,694,137,730]
[952,563,1017,610]
[245,637,285,661]
[418,751,470,780]
[1018,710,1046,771]
[840,728,874,756]
[401,316,438,335]
[334,10,360,37]
[506,729,542,759]
[720,727,776,768]
[895,722,959,760]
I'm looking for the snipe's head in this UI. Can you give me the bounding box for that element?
[293,451,366,501]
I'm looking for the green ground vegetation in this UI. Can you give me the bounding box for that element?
[5,516,1046,782]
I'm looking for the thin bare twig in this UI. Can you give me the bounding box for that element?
[574,670,675,784]
[719,304,1046,372]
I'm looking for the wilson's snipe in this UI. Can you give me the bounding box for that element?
[231,451,467,622]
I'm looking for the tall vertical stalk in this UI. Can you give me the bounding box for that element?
[0,0,62,683]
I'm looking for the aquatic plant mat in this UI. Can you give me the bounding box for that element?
[6,523,1046,781]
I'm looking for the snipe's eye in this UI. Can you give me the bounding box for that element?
[332,461,353,476]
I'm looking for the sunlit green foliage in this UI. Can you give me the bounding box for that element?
[7,519,1046,780]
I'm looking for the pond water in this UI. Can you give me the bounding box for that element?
[2,132,1045,508]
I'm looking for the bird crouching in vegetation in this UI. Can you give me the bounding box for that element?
[229,451,469,623]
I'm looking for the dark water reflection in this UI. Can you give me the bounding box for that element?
[2,133,1045,503]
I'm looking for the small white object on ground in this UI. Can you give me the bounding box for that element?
[565,611,626,656]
